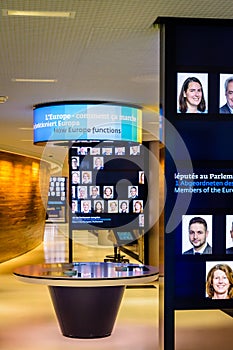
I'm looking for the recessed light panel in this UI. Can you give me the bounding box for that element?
[2,9,76,18]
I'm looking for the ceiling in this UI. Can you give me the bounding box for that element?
[0,0,233,170]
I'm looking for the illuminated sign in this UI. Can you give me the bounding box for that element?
[33,102,142,144]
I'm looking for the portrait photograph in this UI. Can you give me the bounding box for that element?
[219,74,233,114]
[71,156,79,169]
[205,261,233,299]
[108,200,118,213]
[177,72,208,114]
[103,185,114,199]
[72,171,80,184]
[93,200,104,213]
[81,170,92,184]
[226,215,233,253]
[119,200,129,213]
[93,156,104,170]
[115,146,125,155]
[90,147,100,155]
[102,147,113,155]
[80,200,92,213]
[130,145,140,155]
[182,214,213,255]
[77,186,88,199]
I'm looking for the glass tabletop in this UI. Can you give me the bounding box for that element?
[14,262,158,281]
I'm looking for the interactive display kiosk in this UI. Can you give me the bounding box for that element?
[12,101,154,338]
[155,17,233,349]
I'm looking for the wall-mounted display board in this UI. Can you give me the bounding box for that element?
[47,177,67,223]
[68,140,148,262]
[155,17,233,349]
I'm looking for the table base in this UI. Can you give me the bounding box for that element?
[48,285,125,338]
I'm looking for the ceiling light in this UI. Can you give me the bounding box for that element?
[0,96,8,104]
[18,127,33,130]
[2,9,75,18]
[20,139,34,142]
[12,78,57,83]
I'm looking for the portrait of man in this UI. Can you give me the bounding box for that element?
[71,157,79,169]
[81,200,92,213]
[182,215,212,255]
[130,145,140,155]
[102,147,112,155]
[77,186,87,199]
[72,200,77,213]
[115,147,125,155]
[89,186,100,199]
[226,215,233,254]
[72,171,80,184]
[90,147,100,155]
[128,186,138,199]
[219,74,233,114]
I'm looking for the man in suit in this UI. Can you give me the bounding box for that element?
[219,76,233,114]
[81,200,92,213]
[128,186,138,199]
[226,246,233,254]
[226,222,233,254]
[183,216,212,255]
[89,186,100,199]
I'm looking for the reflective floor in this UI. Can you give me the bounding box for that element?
[1,224,233,350]
[0,224,158,350]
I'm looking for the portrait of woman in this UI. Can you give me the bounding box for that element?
[177,74,208,113]
[108,200,118,213]
[93,156,104,170]
[133,200,143,213]
[103,186,113,199]
[94,200,104,213]
[119,200,129,213]
[206,263,233,299]
[82,171,92,184]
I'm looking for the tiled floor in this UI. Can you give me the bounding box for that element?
[1,223,233,350]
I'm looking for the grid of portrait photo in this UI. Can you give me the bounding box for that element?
[70,142,145,227]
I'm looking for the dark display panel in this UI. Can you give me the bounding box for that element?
[69,141,147,231]
[157,17,233,314]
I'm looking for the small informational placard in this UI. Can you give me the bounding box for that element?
[47,176,67,223]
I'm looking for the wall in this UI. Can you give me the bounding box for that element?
[0,151,51,263]
[147,141,160,268]
[159,146,165,275]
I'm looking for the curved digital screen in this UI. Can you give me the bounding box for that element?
[33,102,142,144]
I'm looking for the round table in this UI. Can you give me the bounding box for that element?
[14,262,158,338]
